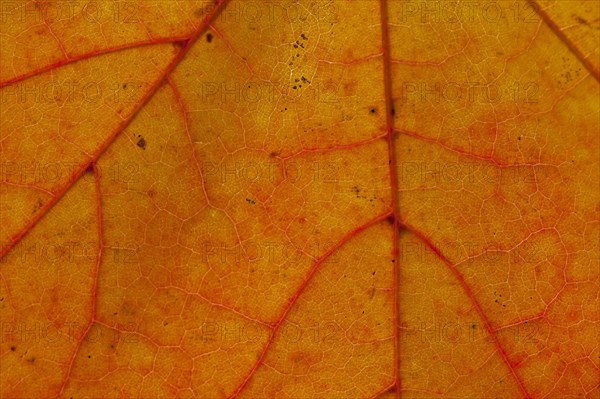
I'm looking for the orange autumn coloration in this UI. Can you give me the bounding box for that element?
[0,0,598,398]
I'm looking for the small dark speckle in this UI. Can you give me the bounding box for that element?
[87,355,92,358]
[206,33,213,42]
[391,107,396,116]
[10,346,15,351]
[386,215,395,225]
[246,198,256,205]
[518,136,521,140]
[301,33,307,40]
[27,357,35,363]
[372,271,376,275]
[573,15,589,25]
[123,83,127,89]
[33,198,43,213]
[137,137,146,150]
[370,108,376,114]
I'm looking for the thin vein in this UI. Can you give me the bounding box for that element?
[0,0,231,261]
[399,221,532,399]
[527,0,599,82]
[54,164,103,397]
[379,0,401,397]
[228,212,392,398]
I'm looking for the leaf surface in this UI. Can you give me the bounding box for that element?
[1,1,599,398]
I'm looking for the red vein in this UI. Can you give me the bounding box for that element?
[0,181,56,196]
[54,164,103,398]
[379,0,401,397]
[371,382,397,399]
[398,221,532,399]
[278,133,388,160]
[0,0,231,261]
[395,128,557,168]
[166,77,211,205]
[527,0,600,82]
[39,0,69,61]
[0,36,190,88]
[228,211,392,398]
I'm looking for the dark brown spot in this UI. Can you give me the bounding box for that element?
[137,137,146,150]
[33,198,43,214]
[206,33,213,42]
[386,215,395,225]
[370,108,376,114]
[573,15,589,25]
[10,346,15,351]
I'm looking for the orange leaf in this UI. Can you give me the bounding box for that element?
[1,1,598,398]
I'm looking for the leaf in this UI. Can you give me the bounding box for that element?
[0,1,598,398]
